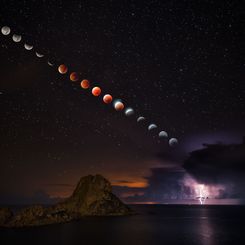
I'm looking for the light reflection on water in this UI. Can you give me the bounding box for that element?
[0,205,244,245]
[197,208,214,245]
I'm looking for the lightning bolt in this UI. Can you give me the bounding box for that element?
[197,185,207,205]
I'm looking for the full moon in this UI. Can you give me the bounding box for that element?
[81,79,90,89]
[70,72,79,82]
[1,26,11,35]
[92,87,101,96]
[103,94,113,104]
[12,34,21,42]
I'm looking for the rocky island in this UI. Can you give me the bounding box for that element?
[0,175,133,227]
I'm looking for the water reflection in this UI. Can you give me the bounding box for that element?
[0,205,244,245]
[197,207,215,245]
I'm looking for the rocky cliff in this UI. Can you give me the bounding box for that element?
[0,175,133,227]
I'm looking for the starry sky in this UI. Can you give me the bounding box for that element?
[0,0,245,204]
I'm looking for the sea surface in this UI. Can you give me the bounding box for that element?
[1,205,245,245]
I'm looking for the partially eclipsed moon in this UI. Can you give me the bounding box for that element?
[137,117,145,122]
[36,52,44,57]
[125,107,134,116]
[169,138,178,147]
[48,61,54,66]
[137,116,145,122]
[159,131,168,138]
[58,64,68,74]
[24,44,33,50]
[148,124,157,131]
[114,100,124,111]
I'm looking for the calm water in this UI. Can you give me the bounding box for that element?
[1,205,245,245]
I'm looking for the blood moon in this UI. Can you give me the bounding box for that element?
[58,64,68,74]
[103,94,113,104]
[114,100,124,111]
[81,79,90,89]
[92,86,101,96]
[70,72,79,82]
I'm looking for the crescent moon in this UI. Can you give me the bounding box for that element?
[125,107,134,116]
[12,34,22,42]
[24,43,33,50]
[36,52,44,58]
[148,124,157,131]
[1,26,11,35]
[159,131,168,138]
[137,116,145,122]
[48,61,54,66]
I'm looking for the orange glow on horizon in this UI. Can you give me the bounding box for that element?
[112,181,148,188]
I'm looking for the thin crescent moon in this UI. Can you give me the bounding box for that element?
[137,116,145,122]
[48,61,54,66]
[36,52,44,58]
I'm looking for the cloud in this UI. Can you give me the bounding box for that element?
[113,167,195,203]
[183,140,245,198]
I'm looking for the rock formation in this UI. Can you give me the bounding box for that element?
[0,175,133,227]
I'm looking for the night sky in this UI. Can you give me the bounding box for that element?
[0,0,245,204]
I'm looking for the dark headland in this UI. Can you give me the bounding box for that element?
[0,175,133,227]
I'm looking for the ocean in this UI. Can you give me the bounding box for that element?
[1,205,245,245]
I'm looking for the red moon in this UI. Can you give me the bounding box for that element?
[81,79,90,89]
[103,94,113,104]
[58,64,68,74]
[114,101,124,111]
[92,87,101,96]
[70,72,79,82]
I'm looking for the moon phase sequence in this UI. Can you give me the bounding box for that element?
[1,25,178,147]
